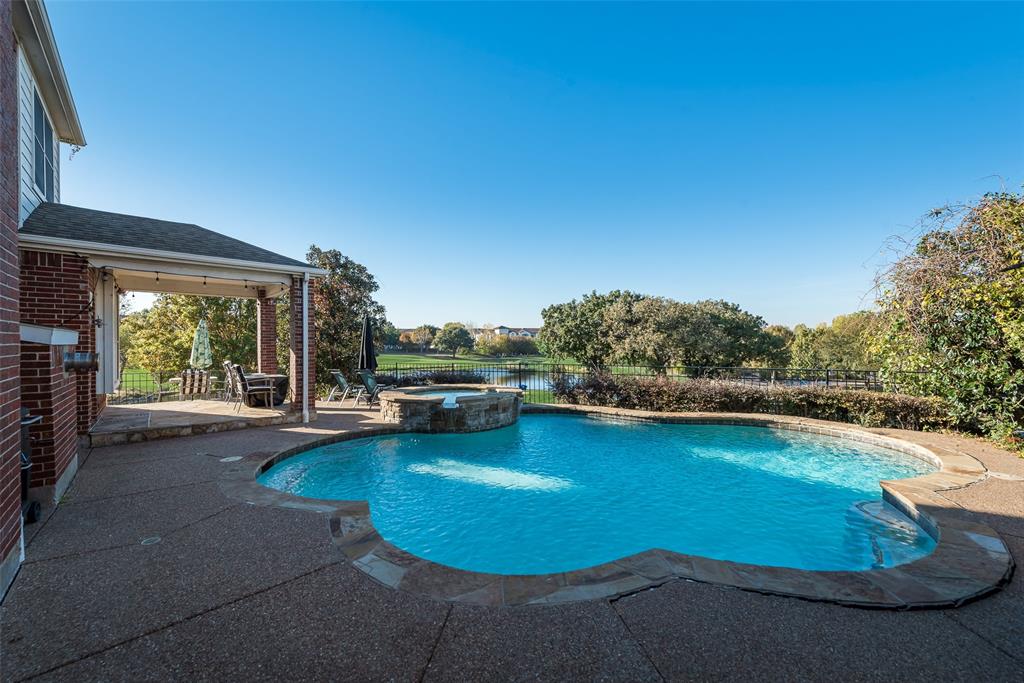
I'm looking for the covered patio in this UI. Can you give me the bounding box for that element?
[19,203,325,444]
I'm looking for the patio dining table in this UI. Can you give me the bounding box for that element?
[243,373,288,407]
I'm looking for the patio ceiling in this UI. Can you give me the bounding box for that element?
[103,261,291,299]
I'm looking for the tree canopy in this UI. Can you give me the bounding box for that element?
[789,311,879,369]
[432,322,475,357]
[408,325,439,352]
[539,291,779,369]
[538,291,642,367]
[120,295,257,375]
[306,245,389,384]
[874,192,1024,443]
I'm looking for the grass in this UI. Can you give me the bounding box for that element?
[119,368,163,393]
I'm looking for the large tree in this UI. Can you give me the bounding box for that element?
[432,322,475,357]
[758,324,795,367]
[789,311,878,369]
[306,244,389,385]
[538,290,643,367]
[410,324,439,353]
[121,295,257,376]
[540,291,777,369]
[681,299,776,367]
[874,192,1024,443]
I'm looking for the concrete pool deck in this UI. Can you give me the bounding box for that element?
[2,403,1023,680]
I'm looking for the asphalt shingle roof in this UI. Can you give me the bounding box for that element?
[21,203,314,270]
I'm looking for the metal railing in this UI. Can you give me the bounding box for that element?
[373,362,929,404]
[108,369,227,405]
[111,363,929,406]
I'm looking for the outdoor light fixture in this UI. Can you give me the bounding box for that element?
[63,351,99,372]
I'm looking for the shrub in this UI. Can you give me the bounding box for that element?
[550,374,949,431]
[375,369,487,387]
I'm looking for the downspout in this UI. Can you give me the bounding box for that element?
[302,272,309,424]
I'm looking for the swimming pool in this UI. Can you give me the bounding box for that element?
[258,414,937,574]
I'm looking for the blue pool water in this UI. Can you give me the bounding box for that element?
[259,415,937,574]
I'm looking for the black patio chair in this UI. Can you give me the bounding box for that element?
[231,364,275,412]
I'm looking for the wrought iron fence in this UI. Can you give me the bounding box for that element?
[373,362,930,404]
[110,363,929,406]
[108,369,228,405]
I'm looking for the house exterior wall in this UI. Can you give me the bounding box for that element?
[19,251,99,435]
[16,45,59,225]
[1,0,25,598]
[19,341,76,498]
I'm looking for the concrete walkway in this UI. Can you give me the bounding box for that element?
[2,404,1022,681]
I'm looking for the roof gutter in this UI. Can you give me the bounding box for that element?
[17,232,327,277]
[13,1,86,146]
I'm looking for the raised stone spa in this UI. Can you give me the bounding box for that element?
[378,384,523,433]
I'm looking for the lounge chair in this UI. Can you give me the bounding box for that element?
[356,370,395,407]
[231,364,275,412]
[326,370,365,406]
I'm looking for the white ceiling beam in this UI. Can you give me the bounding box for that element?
[90,256,293,287]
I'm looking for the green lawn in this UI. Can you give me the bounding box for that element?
[119,368,163,392]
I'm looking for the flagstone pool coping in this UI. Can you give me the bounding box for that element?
[218,405,1014,609]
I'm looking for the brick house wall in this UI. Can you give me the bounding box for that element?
[19,342,76,491]
[1,0,24,595]
[19,251,99,435]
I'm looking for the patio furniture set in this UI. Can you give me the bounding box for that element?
[325,370,393,407]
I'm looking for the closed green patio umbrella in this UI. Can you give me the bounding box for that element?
[189,319,213,369]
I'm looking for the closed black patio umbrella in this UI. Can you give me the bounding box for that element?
[358,315,378,372]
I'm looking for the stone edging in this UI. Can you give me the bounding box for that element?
[218,405,1014,608]
[89,410,302,447]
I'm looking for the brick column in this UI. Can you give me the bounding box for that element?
[288,276,316,419]
[256,291,277,374]
[0,0,23,596]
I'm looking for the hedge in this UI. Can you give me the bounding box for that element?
[374,369,487,388]
[550,374,949,431]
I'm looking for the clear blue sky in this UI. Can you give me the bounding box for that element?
[49,1,1024,328]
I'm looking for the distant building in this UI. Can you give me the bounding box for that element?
[472,325,541,340]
